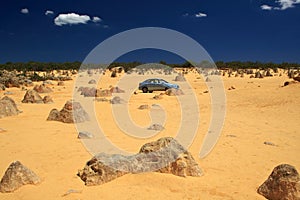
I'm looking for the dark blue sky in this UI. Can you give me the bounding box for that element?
[0,0,299,63]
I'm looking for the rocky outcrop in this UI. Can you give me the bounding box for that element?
[257,164,300,200]
[22,90,53,104]
[0,96,21,118]
[47,100,89,123]
[0,161,40,193]
[21,89,43,104]
[255,71,264,79]
[78,137,203,186]
[33,84,53,93]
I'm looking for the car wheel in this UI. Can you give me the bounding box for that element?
[165,87,169,91]
[149,90,153,93]
[142,87,148,93]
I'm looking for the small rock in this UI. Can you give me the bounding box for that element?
[264,141,276,146]
[88,79,96,84]
[57,81,64,86]
[4,91,13,95]
[78,131,93,139]
[94,98,109,102]
[205,77,212,82]
[148,124,164,131]
[43,95,53,104]
[110,96,123,104]
[138,105,149,110]
[153,94,163,100]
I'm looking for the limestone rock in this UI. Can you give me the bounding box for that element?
[257,164,300,200]
[148,124,164,130]
[88,79,96,84]
[0,84,5,91]
[21,89,44,104]
[138,104,149,110]
[47,100,89,123]
[110,96,123,104]
[78,131,93,139]
[43,95,53,104]
[255,71,264,79]
[78,137,203,186]
[293,77,300,82]
[0,96,21,118]
[165,88,184,96]
[0,161,40,193]
[175,75,186,82]
[33,84,53,93]
[57,81,64,86]
[110,87,125,93]
[96,89,112,97]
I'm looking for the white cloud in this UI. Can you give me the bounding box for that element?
[182,13,189,17]
[54,13,91,26]
[21,8,29,14]
[261,4,273,10]
[45,10,54,15]
[92,16,102,23]
[276,0,300,10]
[195,12,207,17]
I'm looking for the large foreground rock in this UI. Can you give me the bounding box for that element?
[257,164,300,200]
[47,100,89,123]
[0,161,40,193]
[0,96,21,118]
[78,137,202,186]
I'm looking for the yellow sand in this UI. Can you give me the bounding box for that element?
[0,71,299,200]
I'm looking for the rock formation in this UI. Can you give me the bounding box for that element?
[257,164,300,200]
[0,161,40,193]
[33,84,53,93]
[78,137,203,186]
[175,75,186,82]
[88,79,96,84]
[0,96,21,118]
[43,95,53,104]
[21,89,43,104]
[165,88,184,96]
[47,100,89,123]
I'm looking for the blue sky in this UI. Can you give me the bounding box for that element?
[0,0,299,63]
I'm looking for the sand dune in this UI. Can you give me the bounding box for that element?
[0,70,299,199]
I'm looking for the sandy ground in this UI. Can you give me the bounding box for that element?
[0,70,299,200]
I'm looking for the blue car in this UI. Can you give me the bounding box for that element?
[138,78,179,93]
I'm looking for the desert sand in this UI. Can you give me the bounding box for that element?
[0,69,299,199]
